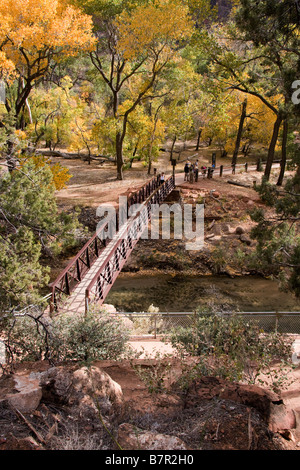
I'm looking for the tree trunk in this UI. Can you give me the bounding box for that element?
[196,129,202,150]
[276,119,288,186]
[116,133,123,180]
[170,135,177,161]
[264,113,283,181]
[232,99,247,166]
[147,157,152,175]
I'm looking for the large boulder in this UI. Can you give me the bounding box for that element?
[268,402,297,433]
[72,366,123,407]
[40,365,123,414]
[0,435,41,451]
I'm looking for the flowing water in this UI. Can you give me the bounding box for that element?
[105,273,300,313]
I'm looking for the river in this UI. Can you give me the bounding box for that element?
[105,273,300,313]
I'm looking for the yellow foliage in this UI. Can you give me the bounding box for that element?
[116,0,192,61]
[19,154,71,190]
[0,51,15,81]
[26,78,102,155]
[49,161,72,190]
[244,94,278,147]
[14,129,27,141]
[0,0,96,76]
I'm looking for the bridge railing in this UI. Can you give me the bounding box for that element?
[85,176,175,312]
[49,174,168,312]
[49,225,110,312]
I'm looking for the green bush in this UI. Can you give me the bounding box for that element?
[1,308,130,366]
[0,313,50,363]
[168,308,293,385]
[53,310,130,363]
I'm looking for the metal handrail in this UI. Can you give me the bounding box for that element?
[85,176,175,312]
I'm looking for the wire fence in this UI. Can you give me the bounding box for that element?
[116,311,300,338]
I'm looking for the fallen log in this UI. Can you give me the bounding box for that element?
[227,180,251,188]
[36,149,81,159]
[36,149,116,162]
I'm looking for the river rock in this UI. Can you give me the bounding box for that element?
[211,224,222,235]
[117,423,189,450]
[101,304,117,313]
[221,224,231,233]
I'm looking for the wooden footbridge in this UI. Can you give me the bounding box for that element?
[49,174,175,315]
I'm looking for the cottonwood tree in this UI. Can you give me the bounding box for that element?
[193,13,297,180]
[73,0,195,179]
[0,0,95,169]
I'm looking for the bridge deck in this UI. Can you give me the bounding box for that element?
[58,213,143,314]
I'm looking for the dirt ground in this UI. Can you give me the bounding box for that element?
[1,351,300,451]
[53,140,287,210]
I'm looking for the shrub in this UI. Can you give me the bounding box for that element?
[53,309,130,363]
[1,307,130,367]
[168,308,293,386]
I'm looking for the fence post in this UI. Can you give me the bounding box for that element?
[245,162,248,172]
[275,313,279,334]
[220,165,223,177]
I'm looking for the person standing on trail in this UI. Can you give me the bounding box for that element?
[194,160,199,182]
[160,172,165,185]
[184,160,190,181]
[189,164,194,183]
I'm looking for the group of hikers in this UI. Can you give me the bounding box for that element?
[158,158,211,185]
[184,159,207,183]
